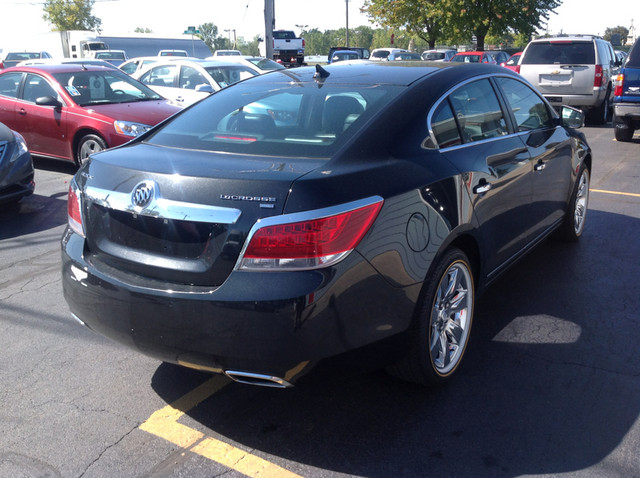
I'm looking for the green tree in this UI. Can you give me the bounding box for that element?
[303,28,333,55]
[452,0,561,50]
[196,23,220,52]
[350,26,375,49]
[134,27,153,34]
[604,26,630,46]
[363,0,561,51]
[42,0,101,31]
[363,0,451,49]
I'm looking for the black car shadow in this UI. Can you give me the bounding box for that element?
[0,158,74,240]
[147,208,640,477]
[0,192,69,240]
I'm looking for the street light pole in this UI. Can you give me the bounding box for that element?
[345,0,349,47]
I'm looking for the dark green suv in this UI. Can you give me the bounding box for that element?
[613,38,640,142]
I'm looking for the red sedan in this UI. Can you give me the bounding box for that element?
[0,64,180,166]
[450,51,498,64]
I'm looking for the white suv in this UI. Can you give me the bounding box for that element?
[519,35,620,124]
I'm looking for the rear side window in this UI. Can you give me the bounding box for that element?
[448,79,508,143]
[522,41,595,65]
[140,65,177,87]
[430,100,462,148]
[496,77,554,131]
[0,72,22,98]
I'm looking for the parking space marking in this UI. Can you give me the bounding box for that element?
[591,188,640,198]
[140,375,302,478]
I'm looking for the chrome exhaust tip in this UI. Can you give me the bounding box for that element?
[225,370,293,388]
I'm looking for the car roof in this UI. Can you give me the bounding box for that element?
[243,61,508,87]
[2,63,121,74]
[530,35,601,42]
[145,59,252,68]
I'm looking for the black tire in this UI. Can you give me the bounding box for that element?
[387,248,475,385]
[76,134,107,167]
[614,123,634,142]
[558,163,590,242]
[587,92,611,125]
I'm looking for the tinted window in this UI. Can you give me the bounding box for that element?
[202,65,255,88]
[372,51,390,59]
[626,39,640,66]
[140,64,177,87]
[53,69,162,105]
[179,66,207,90]
[120,61,138,75]
[430,100,462,148]
[23,73,58,103]
[522,41,595,64]
[596,40,613,66]
[497,77,553,131]
[273,31,295,40]
[146,83,401,158]
[0,72,22,98]
[448,79,508,142]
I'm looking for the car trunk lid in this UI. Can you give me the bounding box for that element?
[79,143,324,288]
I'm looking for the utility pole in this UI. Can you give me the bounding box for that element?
[265,0,274,59]
[345,0,350,47]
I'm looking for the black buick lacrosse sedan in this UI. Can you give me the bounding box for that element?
[62,61,591,387]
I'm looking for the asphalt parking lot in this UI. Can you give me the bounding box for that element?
[1,125,639,478]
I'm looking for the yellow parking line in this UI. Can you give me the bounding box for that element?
[591,188,640,198]
[140,375,302,478]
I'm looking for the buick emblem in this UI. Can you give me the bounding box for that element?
[131,181,156,209]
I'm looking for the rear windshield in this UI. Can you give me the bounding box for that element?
[626,39,640,67]
[145,81,401,158]
[522,41,595,65]
[273,31,296,40]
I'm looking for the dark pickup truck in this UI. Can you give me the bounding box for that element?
[613,38,640,142]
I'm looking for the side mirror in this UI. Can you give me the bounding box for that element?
[560,105,584,129]
[35,96,62,108]
[195,84,214,93]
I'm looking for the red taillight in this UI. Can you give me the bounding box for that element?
[614,73,625,96]
[594,64,603,87]
[302,39,305,48]
[514,65,521,74]
[68,183,85,237]
[240,200,383,270]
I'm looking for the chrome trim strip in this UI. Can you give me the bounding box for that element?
[425,72,556,152]
[233,195,384,271]
[85,185,242,224]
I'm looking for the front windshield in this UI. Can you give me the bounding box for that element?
[53,69,163,106]
[146,81,401,158]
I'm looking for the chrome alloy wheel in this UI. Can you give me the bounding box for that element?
[573,168,590,236]
[430,261,473,375]
[80,138,104,161]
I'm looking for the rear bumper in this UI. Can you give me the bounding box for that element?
[61,229,419,384]
[542,90,606,109]
[613,102,640,120]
